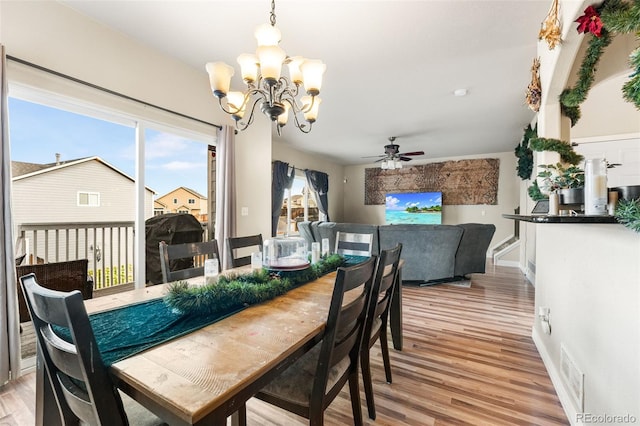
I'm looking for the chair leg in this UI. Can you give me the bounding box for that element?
[360,346,376,420]
[348,370,364,426]
[379,329,393,384]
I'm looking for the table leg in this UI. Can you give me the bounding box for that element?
[389,266,403,350]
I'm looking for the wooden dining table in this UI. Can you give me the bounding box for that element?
[36,262,403,426]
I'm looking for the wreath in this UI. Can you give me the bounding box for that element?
[514,124,536,180]
[559,0,640,125]
[615,198,640,232]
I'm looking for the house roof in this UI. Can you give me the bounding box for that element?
[158,186,207,200]
[12,156,156,194]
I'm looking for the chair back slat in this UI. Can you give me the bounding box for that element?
[312,257,377,411]
[335,232,374,257]
[160,240,220,283]
[227,234,263,268]
[19,273,128,426]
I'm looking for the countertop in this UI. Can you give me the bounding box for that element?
[502,214,619,224]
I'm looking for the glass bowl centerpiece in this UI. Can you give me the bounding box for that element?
[263,236,309,271]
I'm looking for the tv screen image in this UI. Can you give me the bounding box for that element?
[385,191,442,224]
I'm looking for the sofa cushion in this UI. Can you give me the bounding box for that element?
[297,221,315,251]
[453,223,496,277]
[378,224,463,282]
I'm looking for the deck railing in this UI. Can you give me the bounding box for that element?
[17,220,209,289]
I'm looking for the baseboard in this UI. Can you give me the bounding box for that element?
[495,259,519,267]
[532,327,582,425]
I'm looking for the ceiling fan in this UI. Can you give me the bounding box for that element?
[363,137,425,169]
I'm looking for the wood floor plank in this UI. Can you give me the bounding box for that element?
[4,263,568,425]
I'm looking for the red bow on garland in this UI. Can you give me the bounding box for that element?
[575,5,603,37]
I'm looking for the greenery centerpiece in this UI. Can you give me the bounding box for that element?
[164,254,345,315]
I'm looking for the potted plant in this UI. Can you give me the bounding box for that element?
[537,163,585,204]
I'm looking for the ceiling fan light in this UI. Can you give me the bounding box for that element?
[256,45,286,81]
[205,62,234,97]
[381,160,388,169]
[387,160,396,170]
[237,53,258,83]
[395,160,403,169]
[255,23,281,46]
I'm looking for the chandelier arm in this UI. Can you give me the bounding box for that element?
[289,106,312,134]
[235,97,265,130]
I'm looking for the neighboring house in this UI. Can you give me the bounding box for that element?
[12,156,155,280]
[12,156,155,222]
[155,186,208,222]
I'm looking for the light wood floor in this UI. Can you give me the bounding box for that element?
[0,263,568,425]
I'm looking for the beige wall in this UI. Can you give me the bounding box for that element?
[343,151,520,252]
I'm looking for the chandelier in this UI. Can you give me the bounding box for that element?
[205,0,326,135]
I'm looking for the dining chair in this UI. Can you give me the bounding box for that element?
[19,273,166,426]
[252,256,377,426]
[226,234,263,268]
[334,231,374,257]
[360,243,403,420]
[159,240,221,283]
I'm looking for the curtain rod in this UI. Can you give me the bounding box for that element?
[272,161,329,176]
[7,55,222,130]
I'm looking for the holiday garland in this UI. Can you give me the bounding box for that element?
[164,254,345,315]
[559,0,640,125]
[615,198,640,232]
[529,137,584,165]
[514,124,536,180]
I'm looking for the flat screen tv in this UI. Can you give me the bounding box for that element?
[385,191,442,225]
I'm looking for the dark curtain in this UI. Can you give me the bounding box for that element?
[304,169,330,221]
[271,161,295,237]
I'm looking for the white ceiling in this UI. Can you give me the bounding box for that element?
[61,0,550,165]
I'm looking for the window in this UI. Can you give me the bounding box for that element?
[78,191,100,207]
[178,209,189,214]
[173,198,178,204]
[188,199,195,204]
[277,175,319,236]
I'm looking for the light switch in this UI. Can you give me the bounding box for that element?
[241,207,249,216]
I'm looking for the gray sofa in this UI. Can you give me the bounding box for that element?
[298,221,495,284]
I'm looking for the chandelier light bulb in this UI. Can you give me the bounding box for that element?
[254,23,281,46]
[300,60,326,95]
[226,91,247,118]
[256,45,286,81]
[237,54,258,83]
[286,56,305,85]
[205,62,234,97]
[302,96,321,122]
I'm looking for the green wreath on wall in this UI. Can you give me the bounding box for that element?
[559,0,640,126]
[514,124,536,180]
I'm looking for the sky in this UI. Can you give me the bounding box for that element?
[385,191,442,210]
[8,98,208,197]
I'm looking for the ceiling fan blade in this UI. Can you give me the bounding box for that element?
[399,156,414,161]
[374,158,386,163]
[361,154,386,158]
[398,151,425,156]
